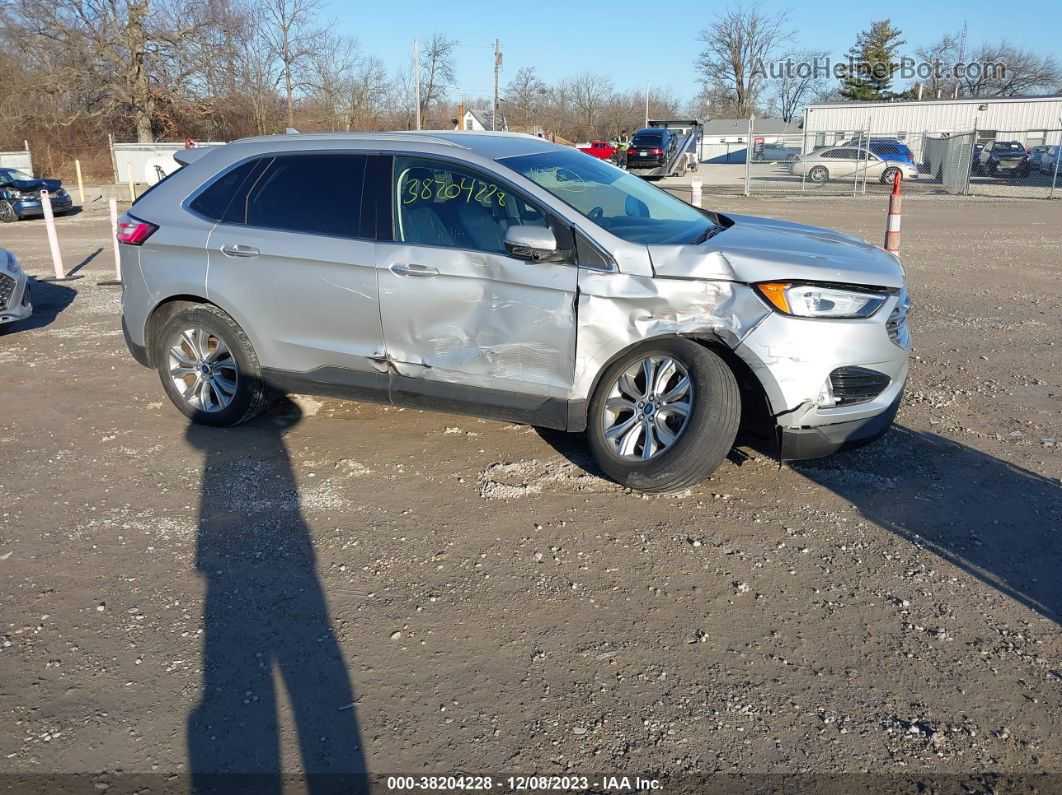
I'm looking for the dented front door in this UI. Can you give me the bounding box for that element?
[375,156,579,399]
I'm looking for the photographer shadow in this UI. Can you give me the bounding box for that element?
[185,401,368,793]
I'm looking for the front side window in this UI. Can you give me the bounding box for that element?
[393,156,548,254]
[501,148,715,245]
[245,154,366,237]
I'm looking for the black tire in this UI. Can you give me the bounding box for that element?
[0,200,18,223]
[880,166,901,184]
[808,165,829,183]
[586,338,740,493]
[155,304,267,427]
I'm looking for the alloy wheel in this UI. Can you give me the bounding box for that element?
[166,326,238,412]
[600,355,694,462]
[0,201,17,223]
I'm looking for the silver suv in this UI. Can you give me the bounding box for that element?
[120,132,910,492]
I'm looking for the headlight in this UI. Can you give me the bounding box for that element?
[755,282,888,319]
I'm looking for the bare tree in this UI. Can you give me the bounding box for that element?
[963,42,1062,97]
[696,4,792,117]
[307,34,359,131]
[416,32,457,126]
[915,33,963,98]
[763,50,829,122]
[345,55,390,130]
[257,0,327,128]
[565,72,613,137]
[503,66,547,128]
[3,0,218,142]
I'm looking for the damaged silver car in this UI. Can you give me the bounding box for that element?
[0,248,32,330]
[119,132,910,492]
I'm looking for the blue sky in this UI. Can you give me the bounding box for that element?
[328,0,1059,103]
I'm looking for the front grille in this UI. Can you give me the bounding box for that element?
[829,366,890,406]
[887,288,911,348]
[0,273,14,310]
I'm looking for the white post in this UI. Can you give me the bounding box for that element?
[75,159,85,204]
[40,190,65,280]
[744,116,754,196]
[690,177,703,208]
[109,198,122,281]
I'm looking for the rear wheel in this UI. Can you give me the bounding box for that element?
[155,304,267,426]
[808,165,829,183]
[587,338,740,493]
[880,166,901,184]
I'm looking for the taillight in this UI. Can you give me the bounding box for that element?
[653,148,663,155]
[116,215,158,246]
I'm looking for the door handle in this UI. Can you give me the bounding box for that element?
[390,263,438,277]
[220,244,259,258]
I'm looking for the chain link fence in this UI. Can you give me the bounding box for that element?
[695,118,1062,200]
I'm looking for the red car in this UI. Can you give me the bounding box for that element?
[577,141,618,160]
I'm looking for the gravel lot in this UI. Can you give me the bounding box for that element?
[1,195,1060,792]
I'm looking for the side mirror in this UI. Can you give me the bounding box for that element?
[504,225,560,262]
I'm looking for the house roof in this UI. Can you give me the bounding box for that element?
[702,118,801,135]
[467,108,507,130]
[805,95,1062,110]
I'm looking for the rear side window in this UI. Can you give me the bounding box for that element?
[246,154,366,237]
[189,159,260,220]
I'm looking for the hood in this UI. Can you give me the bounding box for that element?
[8,178,62,192]
[648,213,905,289]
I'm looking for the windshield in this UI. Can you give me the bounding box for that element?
[995,142,1024,151]
[501,149,715,245]
[0,168,33,181]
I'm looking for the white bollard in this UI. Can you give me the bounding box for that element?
[109,198,122,281]
[40,189,66,280]
[691,177,703,208]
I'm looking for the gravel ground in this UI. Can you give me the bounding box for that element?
[1,196,1060,793]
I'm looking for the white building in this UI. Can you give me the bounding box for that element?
[699,118,802,163]
[803,95,1062,155]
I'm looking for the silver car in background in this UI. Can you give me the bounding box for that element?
[0,248,32,330]
[791,146,919,184]
[119,132,910,492]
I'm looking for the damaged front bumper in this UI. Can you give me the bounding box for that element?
[777,389,903,459]
[0,276,32,326]
[733,291,910,459]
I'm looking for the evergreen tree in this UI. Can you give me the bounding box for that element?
[839,20,906,100]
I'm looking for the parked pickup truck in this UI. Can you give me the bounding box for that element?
[578,141,618,161]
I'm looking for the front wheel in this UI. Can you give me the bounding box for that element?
[587,338,740,493]
[155,304,267,426]
[0,200,18,223]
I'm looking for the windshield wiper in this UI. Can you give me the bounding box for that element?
[692,224,724,245]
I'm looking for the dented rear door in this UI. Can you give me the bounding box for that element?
[375,155,578,399]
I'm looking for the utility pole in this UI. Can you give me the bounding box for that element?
[644,81,650,128]
[492,39,502,131]
[413,39,421,131]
